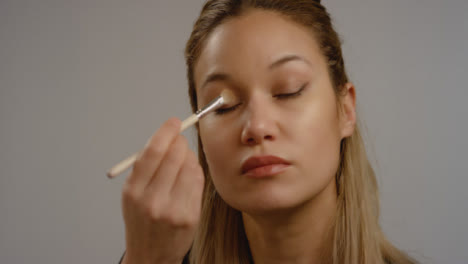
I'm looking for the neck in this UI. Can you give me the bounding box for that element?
[242,182,337,264]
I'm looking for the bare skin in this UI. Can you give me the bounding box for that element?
[121,118,204,264]
[121,9,356,264]
[195,10,356,264]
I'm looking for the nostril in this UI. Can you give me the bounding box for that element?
[243,133,274,145]
[247,138,256,144]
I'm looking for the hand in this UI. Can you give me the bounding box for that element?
[120,118,204,264]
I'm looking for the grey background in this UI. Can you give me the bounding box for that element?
[1,0,467,263]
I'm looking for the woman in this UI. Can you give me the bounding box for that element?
[119,0,417,263]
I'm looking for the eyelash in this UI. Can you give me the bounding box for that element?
[274,83,307,99]
[214,83,308,115]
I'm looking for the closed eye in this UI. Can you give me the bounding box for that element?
[214,103,241,115]
[274,82,308,99]
[214,82,308,115]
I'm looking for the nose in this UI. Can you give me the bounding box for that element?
[240,98,276,146]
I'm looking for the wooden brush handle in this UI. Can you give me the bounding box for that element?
[106,114,199,179]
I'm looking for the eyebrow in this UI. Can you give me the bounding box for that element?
[200,54,311,91]
[268,54,311,70]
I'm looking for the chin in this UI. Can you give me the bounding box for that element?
[224,185,309,215]
[220,176,336,217]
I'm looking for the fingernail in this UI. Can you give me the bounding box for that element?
[168,117,181,127]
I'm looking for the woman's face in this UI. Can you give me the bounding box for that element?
[194,10,355,214]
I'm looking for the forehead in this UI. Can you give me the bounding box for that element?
[194,9,324,91]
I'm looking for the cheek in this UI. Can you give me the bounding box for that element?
[199,119,236,178]
[287,86,342,177]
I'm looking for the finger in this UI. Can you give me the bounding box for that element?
[126,117,181,193]
[188,161,205,218]
[171,150,205,218]
[144,134,189,197]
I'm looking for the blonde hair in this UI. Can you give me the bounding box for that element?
[184,1,417,263]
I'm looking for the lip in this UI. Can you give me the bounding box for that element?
[241,155,291,178]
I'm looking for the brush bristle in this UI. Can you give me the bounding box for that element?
[220,89,236,105]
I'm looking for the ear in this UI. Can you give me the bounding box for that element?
[338,83,356,139]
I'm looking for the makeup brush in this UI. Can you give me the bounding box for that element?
[106,89,236,179]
